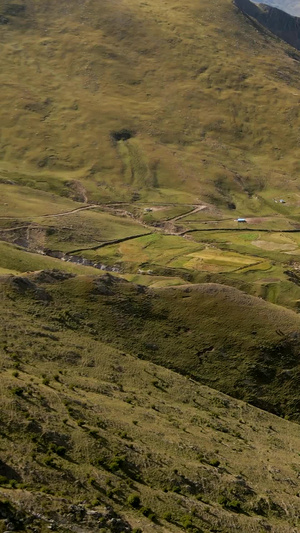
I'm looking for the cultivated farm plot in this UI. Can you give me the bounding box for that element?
[184,248,264,272]
[80,232,270,274]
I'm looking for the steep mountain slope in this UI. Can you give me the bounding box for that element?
[235,0,300,50]
[1,0,300,206]
[4,1,300,530]
[2,272,300,532]
[3,272,300,420]
[256,0,300,16]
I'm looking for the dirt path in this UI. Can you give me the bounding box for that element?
[0,204,101,220]
[0,202,204,221]
[166,205,207,223]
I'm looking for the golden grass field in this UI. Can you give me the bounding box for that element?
[1,0,300,206]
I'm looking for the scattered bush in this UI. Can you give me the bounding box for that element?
[108,455,125,472]
[140,506,156,521]
[44,456,56,468]
[89,429,99,438]
[218,495,242,512]
[208,459,220,468]
[163,511,172,522]
[181,515,194,530]
[48,443,66,457]
[11,386,24,396]
[127,493,141,508]
[56,446,67,457]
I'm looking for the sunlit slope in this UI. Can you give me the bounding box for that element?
[4,272,300,420]
[1,0,300,204]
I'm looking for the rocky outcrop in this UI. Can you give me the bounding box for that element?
[235,0,300,50]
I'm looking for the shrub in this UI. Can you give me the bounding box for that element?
[44,456,56,468]
[182,515,193,530]
[118,430,128,439]
[218,495,242,512]
[140,506,156,520]
[108,455,125,472]
[170,485,181,493]
[127,493,141,508]
[48,443,66,456]
[56,446,67,457]
[163,511,172,522]
[94,456,106,467]
[12,371,19,378]
[208,459,220,467]
[89,429,99,438]
[11,386,24,396]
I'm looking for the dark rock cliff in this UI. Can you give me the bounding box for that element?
[234,0,300,50]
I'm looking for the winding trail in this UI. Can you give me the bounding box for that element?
[0,204,102,220]
[2,200,300,279]
[166,205,207,223]
[0,201,201,221]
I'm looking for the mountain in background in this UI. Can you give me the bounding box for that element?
[256,0,300,16]
[235,0,300,50]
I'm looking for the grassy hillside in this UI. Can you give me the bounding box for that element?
[2,0,300,309]
[2,272,300,532]
[3,0,300,530]
[1,0,300,205]
[4,272,300,420]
